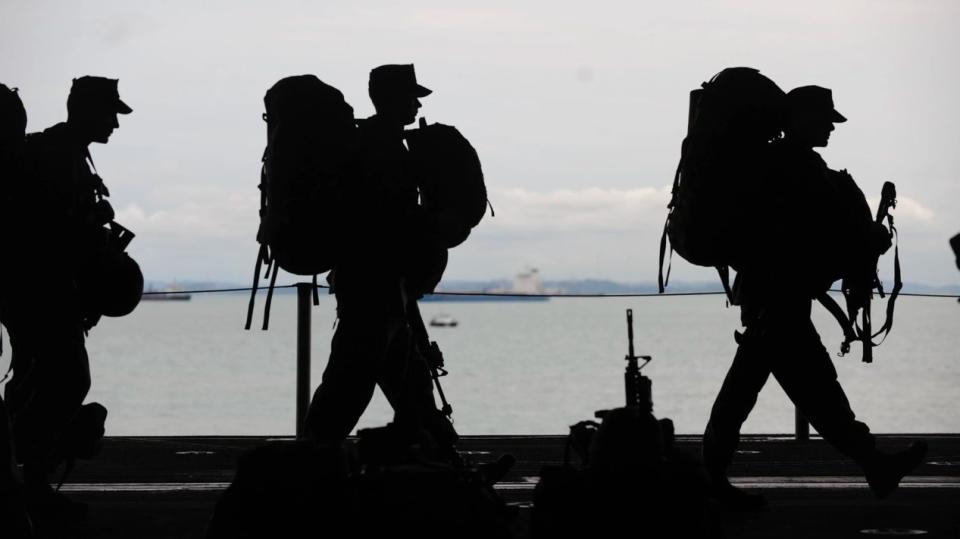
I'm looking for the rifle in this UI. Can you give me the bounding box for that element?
[593,308,654,421]
[839,181,900,363]
[406,301,454,419]
[623,309,653,412]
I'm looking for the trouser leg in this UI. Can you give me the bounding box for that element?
[0,395,19,491]
[377,323,420,433]
[11,324,90,477]
[769,320,876,464]
[4,324,33,414]
[703,329,771,478]
[376,325,455,446]
[305,314,405,442]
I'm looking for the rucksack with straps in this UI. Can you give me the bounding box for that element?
[401,118,491,298]
[245,75,359,330]
[658,67,785,295]
[404,117,490,249]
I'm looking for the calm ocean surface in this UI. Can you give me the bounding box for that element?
[6,292,957,436]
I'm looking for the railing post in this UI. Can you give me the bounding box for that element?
[795,407,809,441]
[295,282,312,439]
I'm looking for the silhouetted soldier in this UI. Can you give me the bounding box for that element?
[305,65,457,456]
[702,86,927,509]
[3,76,129,518]
[0,82,34,538]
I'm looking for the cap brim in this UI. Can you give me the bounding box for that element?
[831,109,846,123]
[116,99,132,115]
[414,84,432,98]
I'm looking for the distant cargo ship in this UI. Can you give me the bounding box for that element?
[421,268,555,302]
[142,284,192,301]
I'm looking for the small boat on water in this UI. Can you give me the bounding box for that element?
[429,314,458,327]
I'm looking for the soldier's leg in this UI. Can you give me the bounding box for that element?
[376,322,415,429]
[767,319,927,497]
[769,319,876,462]
[377,325,456,448]
[0,394,31,535]
[305,312,404,442]
[702,327,772,479]
[3,322,34,414]
[12,323,90,473]
[0,395,19,488]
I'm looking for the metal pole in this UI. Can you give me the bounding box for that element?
[295,282,312,439]
[795,407,809,442]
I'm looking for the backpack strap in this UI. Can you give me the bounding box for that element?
[657,218,673,294]
[870,218,902,345]
[658,143,685,293]
[817,292,858,356]
[716,265,734,304]
[244,243,268,330]
[83,149,109,200]
[859,295,874,364]
[245,167,273,330]
[261,258,279,331]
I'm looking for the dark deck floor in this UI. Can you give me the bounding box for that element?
[31,434,960,538]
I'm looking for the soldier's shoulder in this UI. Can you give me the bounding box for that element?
[24,123,71,151]
[22,123,79,174]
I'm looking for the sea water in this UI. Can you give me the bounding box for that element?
[4,292,957,436]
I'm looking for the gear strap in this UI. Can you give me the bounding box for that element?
[657,143,684,294]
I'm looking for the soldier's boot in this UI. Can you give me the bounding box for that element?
[864,441,928,499]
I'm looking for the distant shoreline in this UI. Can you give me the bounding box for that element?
[142,279,960,297]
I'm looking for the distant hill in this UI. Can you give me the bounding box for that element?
[434,278,958,296]
[146,278,959,296]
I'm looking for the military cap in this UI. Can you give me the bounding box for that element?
[786,85,845,123]
[69,76,132,114]
[369,64,432,100]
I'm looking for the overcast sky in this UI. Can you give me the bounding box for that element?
[2,0,958,285]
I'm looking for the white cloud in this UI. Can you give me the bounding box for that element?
[115,191,257,241]
[867,195,935,226]
[485,186,671,233]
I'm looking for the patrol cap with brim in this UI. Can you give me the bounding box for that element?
[786,85,845,123]
[70,76,132,114]
[369,64,432,99]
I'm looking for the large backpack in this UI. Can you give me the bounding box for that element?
[404,118,489,250]
[0,83,26,145]
[245,75,358,330]
[401,118,490,298]
[658,67,785,293]
[0,83,26,235]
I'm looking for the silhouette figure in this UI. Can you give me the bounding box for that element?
[0,82,34,538]
[701,83,927,509]
[1,76,134,522]
[304,65,459,457]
